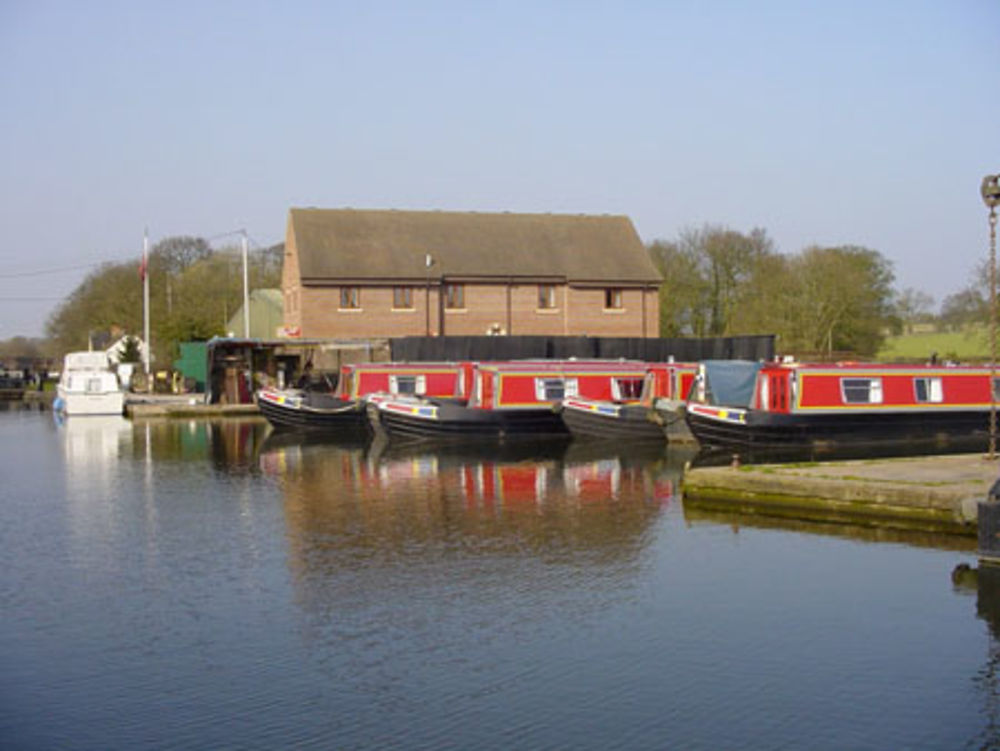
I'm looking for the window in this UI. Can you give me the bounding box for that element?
[612,377,644,400]
[914,377,943,403]
[340,286,360,309]
[538,285,556,309]
[535,377,578,401]
[445,284,465,309]
[841,377,883,404]
[604,288,623,309]
[390,374,426,396]
[393,286,414,309]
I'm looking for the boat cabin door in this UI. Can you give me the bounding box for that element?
[762,370,791,412]
[476,371,495,408]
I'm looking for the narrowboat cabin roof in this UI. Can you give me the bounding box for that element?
[476,359,650,374]
[762,360,992,372]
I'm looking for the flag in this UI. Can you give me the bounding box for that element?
[138,253,148,281]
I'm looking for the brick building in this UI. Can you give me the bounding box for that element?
[281,208,661,339]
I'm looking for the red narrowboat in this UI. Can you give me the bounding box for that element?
[256,361,469,432]
[560,361,698,442]
[371,360,650,440]
[685,359,1000,455]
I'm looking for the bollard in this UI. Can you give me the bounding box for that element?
[978,478,1000,565]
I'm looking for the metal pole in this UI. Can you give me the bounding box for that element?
[983,174,1000,459]
[991,207,997,460]
[242,230,250,338]
[143,229,150,377]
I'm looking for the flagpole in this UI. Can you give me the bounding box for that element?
[242,229,250,338]
[143,229,150,378]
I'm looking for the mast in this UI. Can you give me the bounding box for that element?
[142,229,150,377]
[242,229,250,338]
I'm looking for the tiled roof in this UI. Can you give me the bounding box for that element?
[288,208,662,285]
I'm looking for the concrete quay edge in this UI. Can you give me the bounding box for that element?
[682,453,1000,536]
[125,396,261,419]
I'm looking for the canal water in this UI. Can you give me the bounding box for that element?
[0,408,995,750]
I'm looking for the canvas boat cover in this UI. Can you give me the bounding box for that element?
[701,360,762,408]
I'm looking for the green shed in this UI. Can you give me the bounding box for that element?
[174,341,209,392]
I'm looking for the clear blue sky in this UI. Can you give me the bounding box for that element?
[1,0,997,339]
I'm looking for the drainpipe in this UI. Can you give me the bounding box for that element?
[642,286,648,338]
[425,254,433,337]
[439,277,445,337]
[506,278,512,335]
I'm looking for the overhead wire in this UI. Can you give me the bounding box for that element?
[0,229,278,282]
[0,261,106,279]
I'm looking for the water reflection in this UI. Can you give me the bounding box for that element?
[59,415,132,474]
[256,431,697,688]
[126,417,273,469]
[259,432,691,532]
[684,504,977,553]
[11,411,993,748]
[257,432,694,583]
[58,416,134,544]
[954,565,1000,750]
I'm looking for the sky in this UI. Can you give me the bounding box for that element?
[1,0,998,339]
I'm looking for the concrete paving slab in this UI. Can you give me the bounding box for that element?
[683,453,1000,535]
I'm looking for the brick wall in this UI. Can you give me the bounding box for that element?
[565,287,659,337]
[293,282,659,339]
[281,225,302,333]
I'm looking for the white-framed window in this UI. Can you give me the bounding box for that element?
[841,377,883,404]
[538,284,556,309]
[914,377,943,403]
[535,377,578,401]
[393,286,414,309]
[390,374,426,396]
[604,288,623,310]
[340,286,360,309]
[611,377,644,400]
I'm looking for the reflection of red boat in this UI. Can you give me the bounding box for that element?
[560,361,697,442]
[371,360,649,439]
[564,459,620,502]
[256,361,469,431]
[686,359,1000,454]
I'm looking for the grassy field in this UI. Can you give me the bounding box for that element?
[877,325,989,362]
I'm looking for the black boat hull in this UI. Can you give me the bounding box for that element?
[686,407,992,455]
[560,401,664,441]
[375,400,568,440]
[256,389,368,432]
